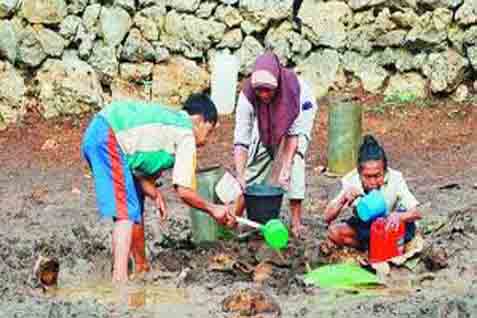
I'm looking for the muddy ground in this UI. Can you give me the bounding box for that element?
[1,96,477,317]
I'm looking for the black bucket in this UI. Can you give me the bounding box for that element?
[244,184,285,224]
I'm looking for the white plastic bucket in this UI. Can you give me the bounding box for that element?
[211,52,240,115]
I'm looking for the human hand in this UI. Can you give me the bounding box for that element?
[339,187,362,209]
[155,189,168,221]
[278,166,291,190]
[210,204,236,227]
[386,212,401,231]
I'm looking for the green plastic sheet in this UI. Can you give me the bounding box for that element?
[304,263,379,289]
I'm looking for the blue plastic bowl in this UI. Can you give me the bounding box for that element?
[356,190,387,222]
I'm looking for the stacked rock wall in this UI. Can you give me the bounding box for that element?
[1,0,477,128]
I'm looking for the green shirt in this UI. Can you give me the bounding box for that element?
[100,100,197,189]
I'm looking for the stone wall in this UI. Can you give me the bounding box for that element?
[1,0,477,129]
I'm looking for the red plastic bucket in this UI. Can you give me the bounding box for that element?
[369,217,405,263]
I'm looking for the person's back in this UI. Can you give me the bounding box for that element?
[99,101,195,177]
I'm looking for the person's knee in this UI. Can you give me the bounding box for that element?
[327,225,343,245]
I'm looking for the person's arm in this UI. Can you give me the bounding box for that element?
[398,207,422,223]
[172,135,234,226]
[174,185,232,226]
[136,174,167,219]
[269,135,298,188]
[234,146,248,189]
[233,92,255,188]
[324,186,362,224]
[386,172,422,229]
[273,79,318,187]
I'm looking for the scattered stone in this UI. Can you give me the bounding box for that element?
[423,246,448,271]
[223,289,281,316]
[452,84,469,102]
[33,255,60,291]
[41,138,58,151]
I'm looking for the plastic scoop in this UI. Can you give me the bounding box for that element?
[236,217,289,250]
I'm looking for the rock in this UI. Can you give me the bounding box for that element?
[417,0,463,9]
[151,57,210,107]
[296,49,341,99]
[115,0,135,13]
[341,51,388,93]
[346,26,376,56]
[423,246,448,271]
[67,0,88,15]
[215,5,243,28]
[17,26,47,68]
[451,84,469,102]
[391,9,419,28]
[21,0,67,25]
[240,0,292,30]
[82,4,102,34]
[139,5,167,25]
[0,0,18,18]
[100,6,132,47]
[240,19,264,35]
[468,45,477,72]
[348,0,386,10]
[423,49,468,93]
[111,79,150,102]
[133,14,159,42]
[405,10,451,48]
[238,35,264,75]
[353,9,376,27]
[76,24,96,59]
[464,25,477,45]
[265,21,295,62]
[36,26,65,57]
[41,138,58,151]
[384,72,428,100]
[217,28,243,49]
[299,1,352,49]
[170,0,201,12]
[0,61,25,130]
[448,24,466,54]
[33,256,60,290]
[0,20,17,64]
[88,42,119,84]
[375,7,397,32]
[36,54,103,118]
[120,28,155,63]
[222,289,281,316]
[60,15,82,43]
[375,30,407,47]
[290,32,312,63]
[455,0,477,26]
[393,49,427,72]
[197,2,218,18]
[162,11,226,58]
[152,43,170,63]
[120,62,153,82]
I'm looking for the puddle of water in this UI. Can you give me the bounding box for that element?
[49,280,188,309]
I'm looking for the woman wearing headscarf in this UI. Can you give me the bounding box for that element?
[324,135,422,250]
[233,51,318,238]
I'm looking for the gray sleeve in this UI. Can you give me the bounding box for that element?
[396,174,419,210]
[287,78,318,139]
[234,91,255,149]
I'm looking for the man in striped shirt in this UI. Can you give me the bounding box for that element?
[81,93,235,283]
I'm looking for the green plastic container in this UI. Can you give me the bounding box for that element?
[189,166,226,245]
[327,101,362,176]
